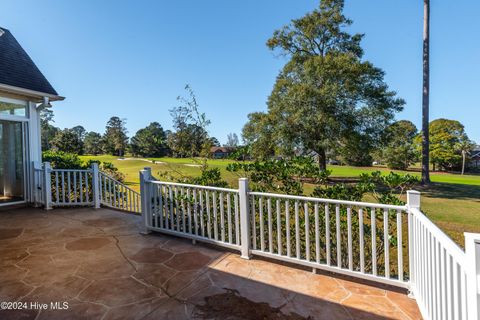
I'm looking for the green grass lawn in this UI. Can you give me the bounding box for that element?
[80,155,480,247]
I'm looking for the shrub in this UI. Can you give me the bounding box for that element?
[42,150,83,169]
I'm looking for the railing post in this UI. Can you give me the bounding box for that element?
[406,190,420,297]
[43,162,52,210]
[140,167,152,235]
[239,178,251,259]
[406,190,421,210]
[32,161,42,207]
[91,162,101,209]
[465,232,480,320]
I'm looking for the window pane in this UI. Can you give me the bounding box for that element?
[0,100,26,116]
[0,120,24,203]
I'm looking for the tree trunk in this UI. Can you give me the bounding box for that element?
[317,149,327,171]
[421,0,431,184]
[462,151,466,175]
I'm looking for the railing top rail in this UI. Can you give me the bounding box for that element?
[249,191,408,211]
[51,168,92,173]
[148,180,239,193]
[410,207,466,265]
[100,171,140,195]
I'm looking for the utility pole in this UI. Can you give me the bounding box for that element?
[421,0,431,184]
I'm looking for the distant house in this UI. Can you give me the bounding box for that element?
[0,27,63,206]
[210,147,234,159]
[470,145,480,169]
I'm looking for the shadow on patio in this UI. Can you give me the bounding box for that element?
[0,206,421,319]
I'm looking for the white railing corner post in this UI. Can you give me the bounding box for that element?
[465,232,480,320]
[91,162,101,209]
[238,178,251,259]
[140,167,152,234]
[32,161,42,207]
[406,190,421,210]
[43,162,52,210]
[406,190,420,297]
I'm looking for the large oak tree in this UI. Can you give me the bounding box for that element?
[245,0,404,170]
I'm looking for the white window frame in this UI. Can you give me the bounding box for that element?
[0,96,29,122]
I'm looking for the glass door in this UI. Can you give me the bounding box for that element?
[0,120,25,204]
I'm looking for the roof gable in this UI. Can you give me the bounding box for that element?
[0,27,58,96]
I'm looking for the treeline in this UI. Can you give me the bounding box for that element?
[242,117,476,172]
[40,85,229,159]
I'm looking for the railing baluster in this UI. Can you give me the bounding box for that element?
[174,186,180,232]
[227,193,232,243]
[199,190,204,236]
[187,188,191,233]
[446,254,452,320]
[55,171,59,204]
[220,192,225,242]
[304,202,310,261]
[460,269,467,319]
[206,191,212,239]
[61,171,65,203]
[347,206,353,271]
[181,187,186,233]
[169,186,174,230]
[452,261,460,319]
[315,203,320,264]
[193,189,198,235]
[73,172,77,203]
[67,172,71,203]
[158,186,163,228]
[276,199,282,255]
[234,193,240,245]
[213,191,218,240]
[359,208,364,273]
[336,204,341,268]
[325,204,330,266]
[371,208,377,276]
[286,201,291,258]
[85,172,89,203]
[259,197,265,251]
[251,195,257,250]
[152,184,158,228]
[267,198,273,253]
[396,210,403,281]
[295,201,300,259]
[383,209,389,278]
[441,246,447,319]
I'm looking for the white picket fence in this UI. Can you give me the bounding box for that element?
[33,161,140,213]
[139,168,480,320]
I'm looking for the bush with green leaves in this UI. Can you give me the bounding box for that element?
[43,151,124,182]
[42,150,84,169]
[227,157,331,195]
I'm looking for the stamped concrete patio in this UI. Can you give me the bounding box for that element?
[0,206,421,320]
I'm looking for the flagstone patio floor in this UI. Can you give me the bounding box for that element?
[0,206,422,320]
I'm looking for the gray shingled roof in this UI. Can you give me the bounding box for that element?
[0,27,58,96]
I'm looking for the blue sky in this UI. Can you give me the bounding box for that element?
[1,0,479,144]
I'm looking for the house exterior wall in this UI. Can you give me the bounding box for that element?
[0,93,42,205]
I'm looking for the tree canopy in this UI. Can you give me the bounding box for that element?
[50,129,84,154]
[419,118,472,171]
[130,122,169,157]
[244,0,404,169]
[383,120,418,170]
[102,117,129,156]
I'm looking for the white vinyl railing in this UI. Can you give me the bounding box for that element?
[51,168,93,206]
[32,161,140,214]
[99,172,141,213]
[248,191,408,288]
[140,168,480,320]
[140,168,241,251]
